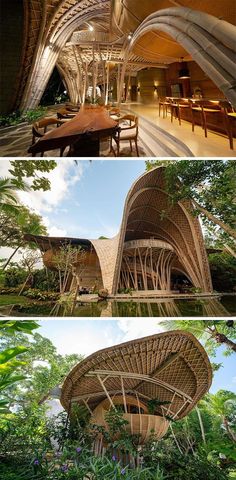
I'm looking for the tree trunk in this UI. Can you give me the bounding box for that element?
[3,244,22,270]
[223,417,236,442]
[213,332,236,352]
[19,273,31,295]
[192,199,236,240]
[195,406,206,444]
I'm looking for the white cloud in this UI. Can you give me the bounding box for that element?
[47,324,117,357]
[0,160,84,246]
[17,160,84,214]
[117,319,165,343]
[42,216,67,237]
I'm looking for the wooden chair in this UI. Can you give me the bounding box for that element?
[220,101,236,150]
[57,108,77,119]
[169,98,181,125]
[31,117,65,157]
[158,97,171,118]
[189,100,221,137]
[109,107,121,121]
[176,98,191,125]
[65,102,80,112]
[113,114,139,156]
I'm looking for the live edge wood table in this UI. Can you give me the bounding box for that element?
[28,106,119,157]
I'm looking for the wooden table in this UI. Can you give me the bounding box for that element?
[28,106,119,157]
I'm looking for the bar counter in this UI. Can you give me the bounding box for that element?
[165,97,236,137]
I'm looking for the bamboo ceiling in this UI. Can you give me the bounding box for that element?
[60,330,212,420]
[18,0,236,107]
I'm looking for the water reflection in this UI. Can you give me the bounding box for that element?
[0,296,233,318]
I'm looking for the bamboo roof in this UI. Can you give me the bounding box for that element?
[61,330,212,420]
[24,166,213,294]
[15,0,236,109]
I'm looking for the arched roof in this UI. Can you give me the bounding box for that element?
[9,0,236,110]
[60,330,212,420]
[110,166,212,294]
[24,166,213,294]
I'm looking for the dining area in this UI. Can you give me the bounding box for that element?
[28,104,140,157]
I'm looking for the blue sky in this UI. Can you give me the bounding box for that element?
[0,159,145,240]
[0,160,146,263]
[38,319,236,395]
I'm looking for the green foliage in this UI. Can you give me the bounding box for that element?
[161,320,236,356]
[0,204,47,251]
[22,288,60,301]
[146,160,236,244]
[147,398,171,415]
[3,267,28,287]
[0,107,47,127]
[142,438,228,480]
[33,268,60,292]
[209,253,236,292]
[0,321,39,408]
[9,160,57,191]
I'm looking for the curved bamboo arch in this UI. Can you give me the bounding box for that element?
[112,168,212,294]
[118,7,236,106]
[21,3,110,110]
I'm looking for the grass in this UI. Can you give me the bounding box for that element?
[0,295,31,306]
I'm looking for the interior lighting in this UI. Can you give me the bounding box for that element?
[88,24,94,31]
[178,57,190,79]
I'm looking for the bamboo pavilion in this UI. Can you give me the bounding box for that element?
[25,166,213,296]
[60,330,212,450]
[1,1,236,156]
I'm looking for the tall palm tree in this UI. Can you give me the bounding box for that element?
[2,208,47,270]
[0,177,29,214]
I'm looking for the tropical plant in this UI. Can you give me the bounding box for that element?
[0,321,39,410]
[0,177,28,215]
[203,390,236,443]
[161,320,236,355]
[146,160,236,247]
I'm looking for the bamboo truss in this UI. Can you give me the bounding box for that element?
[10,1,236,110]
[24,166,213,296]
[60,331,212,444]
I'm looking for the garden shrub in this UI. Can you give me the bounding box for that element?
[0,107,47,127]
[33,268,59,292]
[4,267,27,288]
[22,288,60,301]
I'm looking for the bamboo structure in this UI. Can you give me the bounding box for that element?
[60,331,212,449]
[3,1,235,113]
[24,166,213,295]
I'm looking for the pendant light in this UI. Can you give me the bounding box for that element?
[178,57,190,79]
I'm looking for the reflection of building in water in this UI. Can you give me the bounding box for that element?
[202,298,230,317]
[61,331,212,455]
[109,299,181,317]
[25,167,213,297]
